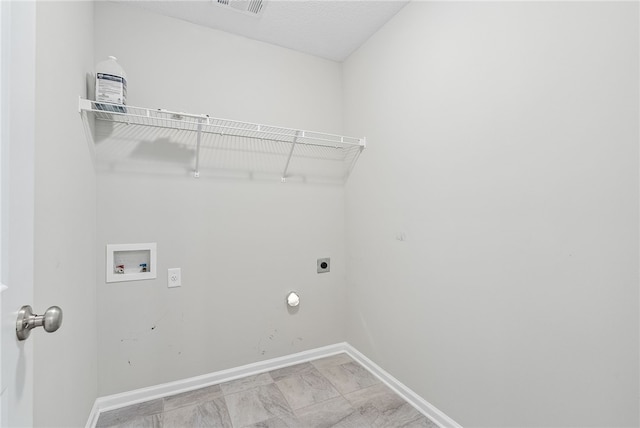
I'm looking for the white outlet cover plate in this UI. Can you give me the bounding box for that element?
[168,268,181,288]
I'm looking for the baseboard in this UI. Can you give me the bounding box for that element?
[89,343,349,423]
[343,344,462,428]
[87,342,461,428]
[84,401,100,428]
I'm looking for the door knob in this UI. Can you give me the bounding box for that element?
[16,305,63,341]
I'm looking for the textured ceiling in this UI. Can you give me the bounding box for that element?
[118,0,409,62]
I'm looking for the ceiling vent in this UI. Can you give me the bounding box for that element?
[214,0,266,17]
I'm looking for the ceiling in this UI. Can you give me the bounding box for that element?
[119,0,410,62]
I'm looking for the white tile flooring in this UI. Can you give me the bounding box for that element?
[96,353,438,428]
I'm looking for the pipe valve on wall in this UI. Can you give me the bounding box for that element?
[286,291,300,307]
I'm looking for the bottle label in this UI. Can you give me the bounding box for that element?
[96,73,127,105]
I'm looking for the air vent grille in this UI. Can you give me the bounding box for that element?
[214,0,265,17]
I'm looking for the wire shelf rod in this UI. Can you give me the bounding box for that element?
[80,99,365,149]
[104,115,362,148]
[194,119,203,178]
[103,119,353,152]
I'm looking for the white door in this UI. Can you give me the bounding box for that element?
[0,1,36,426]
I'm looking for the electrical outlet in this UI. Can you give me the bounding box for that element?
[168,268,181,288]
[317,258,330,274]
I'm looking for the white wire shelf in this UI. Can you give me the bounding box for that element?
[79,98,366,182]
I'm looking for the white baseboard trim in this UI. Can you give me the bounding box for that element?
[343,344,462,428]
[88,343,348,426]
[87,342,461,428]
[84,401,100,428]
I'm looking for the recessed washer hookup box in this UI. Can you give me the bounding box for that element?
[106,243,157,283]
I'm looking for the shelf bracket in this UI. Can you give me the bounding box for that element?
[281,131,301,183]
[78,96,92,113]
[194,120,203,178]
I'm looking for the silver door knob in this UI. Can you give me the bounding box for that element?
[16,305,63,341]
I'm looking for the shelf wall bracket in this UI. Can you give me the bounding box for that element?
[281,131,301,183]
[78,96,93,113]
[194,120,203,178]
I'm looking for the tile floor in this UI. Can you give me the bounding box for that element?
[95,353,438,428]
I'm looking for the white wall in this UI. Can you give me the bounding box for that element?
[33,1,97,426]
[343,2,639,427]
[94,2,346,395]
